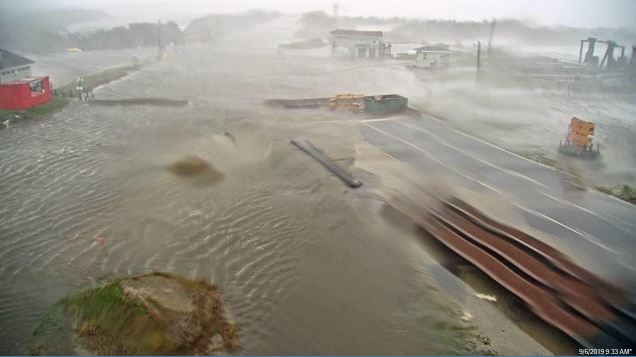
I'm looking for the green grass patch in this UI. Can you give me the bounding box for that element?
[596,185,636,204]
[31,273,239,356]
[0,97,69,122]
[61,278,175,355]
[56,63,144,93]
[516,151,563,170]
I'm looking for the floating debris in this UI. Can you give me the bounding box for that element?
[460,310,475,322]
[475,293,497,302]
[291,139,362,188]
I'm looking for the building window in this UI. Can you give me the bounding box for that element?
[26,66,30,70]
[372,40,377,44]
[30,79,45,94]
[10,69,15,74]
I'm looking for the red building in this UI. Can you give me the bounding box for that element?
[0,76,53,110]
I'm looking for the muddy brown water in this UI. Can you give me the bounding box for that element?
[0,17,566,355]
[0,103,463,354]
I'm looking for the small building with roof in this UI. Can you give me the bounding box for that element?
[0,48,35,84]
[330,29,390,59]
[409,43,452,69]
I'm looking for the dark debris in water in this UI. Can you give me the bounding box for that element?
[169,155,225,185]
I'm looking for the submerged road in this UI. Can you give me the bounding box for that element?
[361,112,636,293]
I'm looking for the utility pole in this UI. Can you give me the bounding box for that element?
[487,19,496,53]
[476,41,482,86]
[158,20,162,59]
[476,41,482,71]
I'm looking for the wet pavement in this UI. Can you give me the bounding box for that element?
[361,115,636,292]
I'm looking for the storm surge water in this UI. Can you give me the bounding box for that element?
[0,18,478,355]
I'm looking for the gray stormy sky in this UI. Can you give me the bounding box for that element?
[10,0,636,28]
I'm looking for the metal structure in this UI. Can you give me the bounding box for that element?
[579,37,598,66]
[363,94,408,116]
[599,40,625,70]
[388,195,636,348]
[579,38,627,70]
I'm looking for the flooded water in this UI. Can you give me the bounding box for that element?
[7,12,612,354]
[0,17,480,355]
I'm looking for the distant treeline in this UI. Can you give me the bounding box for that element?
[388,19,636,46]
[294,11,636,48]
[185,10,280,42]
[0,7,112,52]
[0,7,279,53]
[65,10,279,50]
[69,22,182,50]
[294,11,405,39]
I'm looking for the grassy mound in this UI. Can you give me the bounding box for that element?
[31,272,238,355]
[56,62,148,94]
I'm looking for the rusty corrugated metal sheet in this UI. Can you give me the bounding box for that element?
[386,195,635,348]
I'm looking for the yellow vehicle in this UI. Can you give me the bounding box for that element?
[559,117,600,158]
[329,94,365,112]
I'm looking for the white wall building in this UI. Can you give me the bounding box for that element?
[411,45,451,68]
[0,49,35,84]
[330,29,386,59]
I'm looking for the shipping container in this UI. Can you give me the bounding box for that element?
[0,76,52,110]
[363,94,408,116]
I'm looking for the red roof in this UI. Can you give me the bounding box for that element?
[330,29,383,37]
